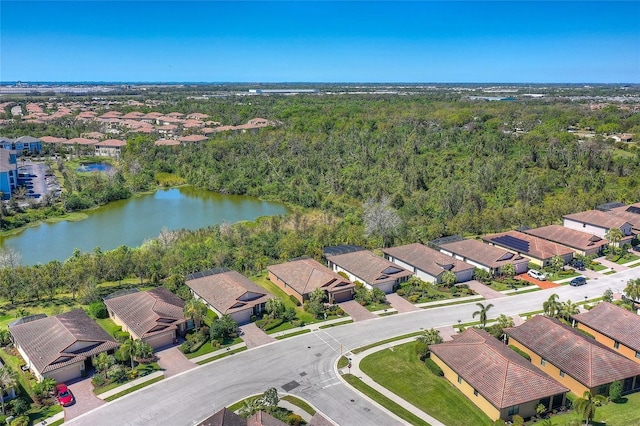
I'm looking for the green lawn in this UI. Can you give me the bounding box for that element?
[351,331,424,354]
[319,320,353,329]
[547,271,580,281]
[365,302,391,312]
[95,317,122,336]
[196,347,247,365]
[359,342,492,426]
[616,253,640,265]
[280,395,316,416]
[590,263,607,272]
[548,391,640,425]
[250,274,316,324]
[93,363,161,395]
[185,336,243,359]
[0,348,35,400]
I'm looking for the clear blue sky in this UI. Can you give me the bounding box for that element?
[2,1,639,83]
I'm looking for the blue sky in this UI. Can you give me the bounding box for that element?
[1,1,639,83]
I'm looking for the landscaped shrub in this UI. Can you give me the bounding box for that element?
[415,341,429,361]
[88,301,109,319]
[289,295,301,306]
[424,358,443,376]
[286,413,303,426]
[10,416,29,426]
[396,288,405,296]
[114,330,131,342]
[609,380,623,402]
[408,295,419,303]
[291,320,303,327]
[9,398,28,416]
[92,374,106,387]
[180,341,193,353]
[256,318,283,331]
[509,345,531,361]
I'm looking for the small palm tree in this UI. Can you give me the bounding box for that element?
[416,328,444,346]
[574,390,607,425]
[543,293,561,317]
[560,299,579,322]
[132,340,154,362]
[605,228,624,249]
[93,353,115,379]
[624,278,640,303]
[116,339,135,369]
[183,298,207,329]
[472,302,494,329]
[0,367,16,415]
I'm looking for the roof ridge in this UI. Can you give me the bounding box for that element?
[301,266,316,295]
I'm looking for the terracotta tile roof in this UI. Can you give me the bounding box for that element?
[439,239,529,270]
[65,137,99,145]
[187,113,209,120]
[505,315,640,388]
[383,243,474,278]
[522,225,608,252]
[482,230,573,261]
[431,328,568,409]
[95,139,126,147]
[40,136,67,144]
[268,258,355,297]
[9,309,119,374]
[178,135,208,143]
[574,302,640,352]
[325,250,412,286]
[154,139,181,146]
[563,210,631,230]
[197,407,245,426]
[82,131,105,139]
[103,288,186,339]
[608,203,640,230]
[186,270,272,315]
[246,411,287,426]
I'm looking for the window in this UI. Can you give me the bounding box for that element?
[635,351,640,359]
[614,341,620,349]
[541,358,547,366]
[508,405,519,416]
[457,375,462,384]
[560,370,565,378]
[474,389,479,396]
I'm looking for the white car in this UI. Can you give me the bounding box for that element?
[527,269,546,281]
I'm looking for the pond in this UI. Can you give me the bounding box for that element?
[76,162,115,172]
[0,187,289,265]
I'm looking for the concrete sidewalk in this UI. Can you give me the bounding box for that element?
[96,371,164,400]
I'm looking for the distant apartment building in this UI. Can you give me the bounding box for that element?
[0,149,18,200]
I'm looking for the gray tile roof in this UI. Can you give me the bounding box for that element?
[9,309,119,374]
[573,302,640,352]
[430,328,568,409]
[439,239,529,270]
[383,243,474,277]
[482,230,573,260]
[268,258,355,297]
[325,250,412,286]
[186,270,272,314]
[522,225,608,252]
[103,287,186,339]
[563,210,632,230]
[505,315,640,388]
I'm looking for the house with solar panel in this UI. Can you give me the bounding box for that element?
[521,225,608,257]
[481,230,573,268]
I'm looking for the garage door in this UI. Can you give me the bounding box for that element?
[375,282,395,294]
[231,310,252,325]
[332,290,353,303]
[144,332,174,350]
[45,362,83,384]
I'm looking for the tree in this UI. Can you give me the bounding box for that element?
[574,390,607,425]
[609,380,623,402]
[265,297,285,319]
[132,340,154,361]
[239,397,264,418]
[261,387,279,408]
[0,367,16,415]
[624,278,640,302]
[441,271,457,287]
[550,255,565,273]
[472,302,494,329]
[603,288,613,303]
[605,228,624,249]
[305,288,326,319]
[94,353,116,379]
[115,339,135,369]
[210,314,239,342]
[363,196,402,248]
[488,314,514,339]
[501,263,515,279]
[543,293,561,317]
[560,299,579,322]
[183,298,207,329]
[415,328,443,359]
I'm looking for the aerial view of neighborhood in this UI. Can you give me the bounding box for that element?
[1,1,639,426]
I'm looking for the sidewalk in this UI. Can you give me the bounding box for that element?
[96,370,164,400]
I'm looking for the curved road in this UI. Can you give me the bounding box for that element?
[68,269,637,426]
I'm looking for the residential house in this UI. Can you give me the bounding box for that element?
[0,149,18,200]
[430,328,568,422]
[382,243,475,284]
[95,139,126,159]
[482,230,574,267]
[521,225,608,257]
[197,407,287,426]
[178,135,208,144]
[563,210,634,245]
[505,315,640,396]
[8,310,119,383]
[103,288,188,349]
[186,268,273,325]
[0,136,42,156]
[324,247,412,294]
[438,239,529,276]
[573,302,640,369]
[606,203,640,235]
[267,257,355,303]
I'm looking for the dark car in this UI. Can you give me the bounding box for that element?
[570,259,586,271]
[570,276,587,287]
[55,384,74,407]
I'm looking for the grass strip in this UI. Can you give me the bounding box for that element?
[342,374,430,426]
[48,421,64,426]
[378,311,398,317]
[197,347,247,365]
[281,395,316,416]
[103,376,164,402]
[419,297,483,310]
[228,395,261,412]
[351,331,423,354]
[337,356,349,369]
[275,329,311,340]
[319,320,353,329]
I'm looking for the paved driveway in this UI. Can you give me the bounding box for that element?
[64,377,105,421]
[464,279,505,299]
[156,346,196,378]
[239,323,276,349]
[338,300,376,321]
[516,273,560,289]
[386,293,419,313]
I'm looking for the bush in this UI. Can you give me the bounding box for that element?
[609,380,623,402]
[291,320,303,327]
[92,375,107,387]
[250,315,257,322]
[88,301,108,319]
[396,288,405,296]
[180,341,193,353]
[424,358,443,376]
[289,295,301,306]
[415,341,429,361]
[256,318,283,331]
[408,295,419,303]
[509,345,531,361]
[10,416,29,426]
[9,398,28,416]
[114,331,131,342]
[287,413,303,426]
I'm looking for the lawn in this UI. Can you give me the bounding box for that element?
[250,274,316,324]
[95,317,122,337]
[359,342,492,426]
[280,395,316,416]
[184,336,243,359]
[589,263,607,272]
[93,363,161,395]
[616,253,640,265]
[547,391,640,425]
[485,279,531,292]
[546,271,580,282]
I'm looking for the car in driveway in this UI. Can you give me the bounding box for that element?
[55,383,74,407]
[527,269,546,281]
[570,259,586,271]
[570,276,587,287]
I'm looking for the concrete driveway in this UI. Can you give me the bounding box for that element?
[239,323,275,348]
[385,293,419,313]
[155,346,196,378]
[64,377,105,421]
[464,279,506,299]
[338,300,376,321]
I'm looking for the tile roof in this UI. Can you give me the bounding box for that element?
[325,250,412,286]
[95,139,126,147]
[66,137,99,145]
[40,136,68,144]
[268,258,355,297]
[505,315,640,387]
[573,302,640,352]
[9,309,119,374]
[197,407,246,426]
[439,239,529,269]
[482,230,573,260]
[246,411,287,426]
[608,203,640,230]
[103,288,186,339]
[383,243,474,277]
[178,135,208,143]
[154,139,181,146]
[431,328,568,409]
[186,270,272,315]
[563,210,632,230]
[522,225,608,252]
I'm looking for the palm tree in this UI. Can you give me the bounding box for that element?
[116,339,135,369]
[472,302,494,329]
[543,293,561,317]
[93,352,115,379]
[624,278,640,303]
[416,328,444,346]
[0,367,16,415]
[560,299,579,322]
[574,390,607,425]
[132,340,154,362]
[605,228,624,249]
[183,298,207,329]
[239,396,264,418]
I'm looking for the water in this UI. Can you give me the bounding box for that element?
[0,187,288,265]
[76,162,115,172]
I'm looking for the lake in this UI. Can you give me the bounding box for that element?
[0,187,289,265]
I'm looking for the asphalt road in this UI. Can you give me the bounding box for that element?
[68,268,638,426]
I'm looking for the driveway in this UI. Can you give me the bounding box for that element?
[156,346,196,378]
[338,300,376,321]
[595,256,629,272]
[64,377,105,421]
[386,293,419,313]
[239,323,276,349]
[464,279,505,300]
[516,273,560,289]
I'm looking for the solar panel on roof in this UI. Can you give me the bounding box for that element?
[492,235,530,253]
[626,206,640,215]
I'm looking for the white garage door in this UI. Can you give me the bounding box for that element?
[45,362,83,384]
[144,332,174,350]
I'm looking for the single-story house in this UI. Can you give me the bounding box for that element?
[438,239,529,276]
[103,287,188,349]
[268,258,355,303]
[563,210,634,246]
[0,149,18,200]
[382,243,475,284]
[573,302,640,368]
[8,310,119,383]
[197,407,287,426]
[607,203,640,235]
[505,315,640,397]
[430,328,568,422]
[482,230,574,268]
[324,247,412,294]
[521,225,608,257]
[186,268,273,325]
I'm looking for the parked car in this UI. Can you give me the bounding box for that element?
[55,384,74,407]
[570,276,587,287]
[527,269,546,281]
[570,259,586,271]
